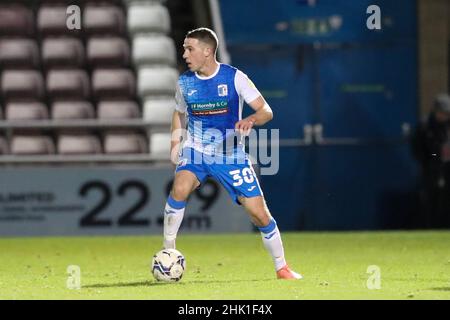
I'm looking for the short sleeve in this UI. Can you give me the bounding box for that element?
[234,70,261,104]
[175,83,187,113]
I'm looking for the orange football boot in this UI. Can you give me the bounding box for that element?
[276,265,303,280]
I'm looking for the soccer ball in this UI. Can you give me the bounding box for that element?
[151,248,186,282]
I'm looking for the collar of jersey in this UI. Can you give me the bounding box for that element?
[195,63,221,80]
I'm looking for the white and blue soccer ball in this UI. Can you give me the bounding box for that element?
[151,249,186,282]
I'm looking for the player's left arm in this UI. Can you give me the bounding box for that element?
[235,96,273,134]
[234,70,273,134]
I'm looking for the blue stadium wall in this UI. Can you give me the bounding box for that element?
[219,0,420,230]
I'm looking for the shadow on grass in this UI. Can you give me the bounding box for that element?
[428,287,450,291]
[83,278,274,289]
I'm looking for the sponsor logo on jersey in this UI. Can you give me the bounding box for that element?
[218,84,228,97]
[189,101,228,115]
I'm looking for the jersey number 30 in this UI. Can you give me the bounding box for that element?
[229,168,255,186]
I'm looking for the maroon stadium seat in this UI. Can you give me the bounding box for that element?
[51,101,95,120]
[0,39,39,69]
[0,5,34,37]
[47,70,90,101]
[1,70,45,102]
[97,100,140,119]
[57,133,102,154]
[92,69,135,100]
[104,132,148,154]
[38,5,82,37]
[11,135,55,155]
[0,136,8,155]
[6,102,49,121]
[42,38,85,69]
[87,37,130,68]
[42,0,123,4]
[83,5,126,36]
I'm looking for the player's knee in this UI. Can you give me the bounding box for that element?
[255,214,271,227]
[171,183,191,201]
[248,209,271,227]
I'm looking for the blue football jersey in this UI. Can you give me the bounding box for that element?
[176,64,260,157]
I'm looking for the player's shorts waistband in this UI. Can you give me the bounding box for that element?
[179,146,248,165]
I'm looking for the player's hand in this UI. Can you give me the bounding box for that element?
[170,144,180,167]
[235,118,256,136]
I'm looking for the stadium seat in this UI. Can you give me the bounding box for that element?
[6,102,49,121]
[104,132,148,154]
[38,5,81,37]
[132,35,176,67]
[87,37,130,68]
[97,101,140,119]
[137,67,178,98]
[46,70,90,101]
[57,133,102,154]
[0,39,39,69]
[0,136,7,155]
[122,0,167,6]
[11,135,55,155]
[92,69,136,100]
[143,98,175,124]
[127,3,171,35]
[0,5,34,37]
[42,38,85,69]
[149,132,170,158]
[51,101,95,120]
[1,70,45,102]
[42,0,123,4]
[83,5,126,36]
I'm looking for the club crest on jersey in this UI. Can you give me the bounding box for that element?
[218,84,228,97]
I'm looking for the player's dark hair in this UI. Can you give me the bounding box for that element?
[186,27,218,55]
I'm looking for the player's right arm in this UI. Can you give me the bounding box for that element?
[170,110,185,165]
[170,83,188,165]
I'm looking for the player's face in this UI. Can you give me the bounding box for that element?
[182,38,208,72]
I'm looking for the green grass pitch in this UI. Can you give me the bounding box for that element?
[0,231,449,300]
